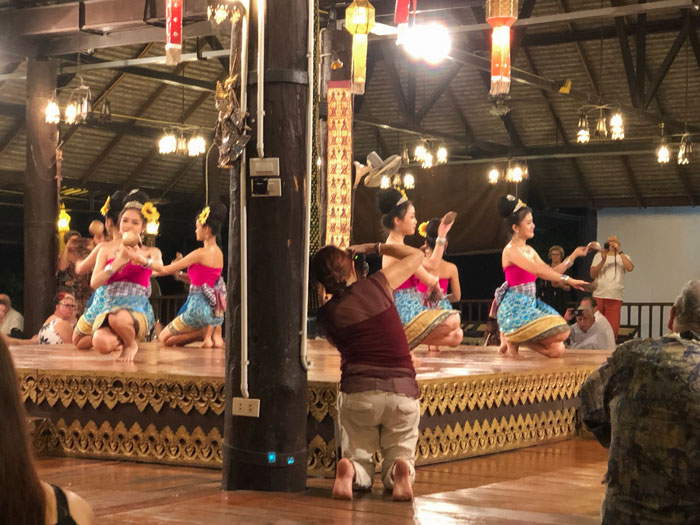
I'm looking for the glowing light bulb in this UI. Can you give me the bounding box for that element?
[488,168,500,184]
[421,151,433,169]
[146,220,160,236]
[657,142,670,165]
[159,133,177,154]
[577,113,590,144]
[64,101,79,125]
[401,23,451,65]
[436,146,448,164]
[57,204,71,231]
[610,111,624,141]
[187,135,206,157]
[403,173,415,189]
[380,175,391,189]
[414,143,427,161]
[45,97,60,124]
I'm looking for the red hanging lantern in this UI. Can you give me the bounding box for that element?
[486,0,518,96]
[165,0,183,66]
[394,0,417,46]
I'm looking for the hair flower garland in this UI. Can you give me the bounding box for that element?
[100,196,110,217]
[199,206,210,225]
[417,221,429,238]
[141,201,160,223]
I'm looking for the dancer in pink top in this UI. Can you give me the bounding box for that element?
[493,195,592,358]
[151,202,227,348]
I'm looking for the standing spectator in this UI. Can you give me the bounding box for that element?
[537,245,573,315]
[0,293,23,337]
[580,280,700,524]
[565,297,616,350]
[590,235,634,337]
[0,334,94,524]
[312,241,424,501]
[57,231,92,313]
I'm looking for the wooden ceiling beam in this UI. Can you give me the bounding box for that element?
[379,43,410,121]
[620,156,645,207]
[611,0,641,107]
[636,4,647,105]
[557,0,600,97]
[413,63,461,125]
[644,12,690,108]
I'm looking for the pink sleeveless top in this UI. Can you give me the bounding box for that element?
[188,263,222,287]
[395,275,418,290]
[416,278,449,294]
[504,264,536,286]
[105,259,152,287]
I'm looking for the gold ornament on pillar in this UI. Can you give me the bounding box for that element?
[344,0,375,95]
[485,0,518,97]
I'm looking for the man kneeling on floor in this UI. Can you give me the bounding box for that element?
[311,241,425,501]
[580,279,700,524]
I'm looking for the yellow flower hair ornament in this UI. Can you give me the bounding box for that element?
[141,201,160,223]
[198,206,210,225]
[100,196,110,217]
[417,221,429,238]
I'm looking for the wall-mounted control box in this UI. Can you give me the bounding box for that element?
[251,177,282,197]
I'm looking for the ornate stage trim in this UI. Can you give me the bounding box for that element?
[416,408,577,465]
[33,418,223,467]
[307,434,337,477]
[419,368,596,417]
[18,371,225,415]
[308,381,338,422]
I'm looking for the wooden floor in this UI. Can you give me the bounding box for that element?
[37,439,608,524]
[8,339,611,383]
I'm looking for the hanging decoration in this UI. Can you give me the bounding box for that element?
[486,159,529,184]
[165,0,183,66]
[394,0,416,47]
[576,113,590,144]
[214,76,251,167]
[57,203,71,233]
[44,80,91,125]
[344,0,375,95]
[207,1,241,25]
[158,128,207,156]
[45,93,60,124]
[678,131,692,165]
[325,81,353,248]
[485,0,518,97]
[413,140,448,166]
[656,123,670,165]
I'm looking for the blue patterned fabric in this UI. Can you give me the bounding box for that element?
[93,282,155,335]
[394,288,453,326]
[82,286,106,325]
[172,291,224,331]
[496,284,564,342]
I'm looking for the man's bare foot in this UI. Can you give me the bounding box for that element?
[332,458,355,500]
[392,459,414,501]
[117,342,138,362]
[202,338,214,348]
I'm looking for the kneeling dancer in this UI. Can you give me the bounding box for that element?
[312,241,424,501]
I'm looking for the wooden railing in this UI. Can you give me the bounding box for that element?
[455,299,674,340]
[150,294,188,326]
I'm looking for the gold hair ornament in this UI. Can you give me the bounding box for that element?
[513,199,527,213]
[100,196,110,217]
[199,206,211,225]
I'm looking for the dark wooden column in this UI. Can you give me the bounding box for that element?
[24,59,58,335]
[222,0,308,492]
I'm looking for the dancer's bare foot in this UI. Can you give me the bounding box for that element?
[392,459,414,501]
[504,340,520,358]
[427,345,441,354]
[498,340,508,354]
[332,458,355,500]
[213,335,225,348]
[117,342,138,362]
[202,338,214,348]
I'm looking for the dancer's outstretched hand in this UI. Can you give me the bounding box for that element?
[438,211,457,238]
[571,245,590,258]
[568,278,593,291]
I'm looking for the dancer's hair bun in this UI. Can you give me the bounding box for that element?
[376,188,404,214]
[208,202,228,224]
[121,188,150,208]
[497,195,518,218]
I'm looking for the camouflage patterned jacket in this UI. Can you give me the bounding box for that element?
[580,331,700,524]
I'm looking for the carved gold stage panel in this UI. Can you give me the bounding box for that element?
[11,342,609,476]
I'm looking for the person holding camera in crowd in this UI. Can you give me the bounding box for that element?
[590,235,634,337]
[57,230,92,314]
[565,297,616,350]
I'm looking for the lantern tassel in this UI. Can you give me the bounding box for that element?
[351,34,368,95]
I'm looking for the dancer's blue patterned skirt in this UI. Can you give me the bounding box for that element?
[167,292,224,334]
[394,288,455,349]
[497,287,568,344]
[74,286,107,336]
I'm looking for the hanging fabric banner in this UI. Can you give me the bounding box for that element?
[325,81,353,248]
[165,0,183,66]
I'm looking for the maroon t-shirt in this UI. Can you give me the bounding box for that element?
[317,272,419,398]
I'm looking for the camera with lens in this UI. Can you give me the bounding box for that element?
[574,308,585,317]
[353,253,369,277]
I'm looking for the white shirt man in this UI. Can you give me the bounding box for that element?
[0,294,23,336]
[567,298,616,350]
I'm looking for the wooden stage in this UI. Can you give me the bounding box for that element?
[9,340,610,477]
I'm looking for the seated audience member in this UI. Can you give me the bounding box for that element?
[0,334,94,524]
[580,280,700,524]
[0,293,24,337]
[565,296,616,349]
[312,241,424,501]
[37,291,78,344]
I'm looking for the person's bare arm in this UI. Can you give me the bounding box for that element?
[507,247,589,291]
[75,244,101,275]
[590,252,607,279]
[447,264,461,303]
[149,248,202,275]
[55,320,74,344]
[379,244,425,290]
[620,252,634,272]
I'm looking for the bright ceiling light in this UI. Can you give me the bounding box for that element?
[401,23,451,65]
[187,135,206,157]
[403,173,415,189]
[488,167,500,184]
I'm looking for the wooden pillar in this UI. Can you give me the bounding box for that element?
[24,59,58,335]
[222,0,308,492]
[205,146,223,205]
